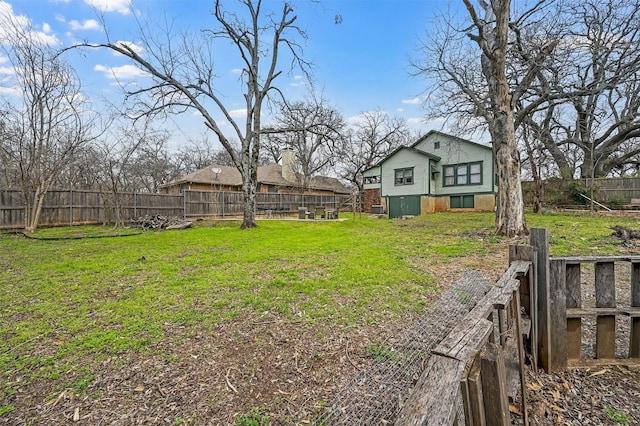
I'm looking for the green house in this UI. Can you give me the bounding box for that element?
[363,131,497,218]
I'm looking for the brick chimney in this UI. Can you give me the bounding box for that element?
[281,149,296,182]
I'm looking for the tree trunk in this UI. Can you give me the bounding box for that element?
[476,0,527,237]
[494,139,527,236]
[240,147,258,229]
[240,182,257,229]
[522,128,542,213]
[26,185,45,233]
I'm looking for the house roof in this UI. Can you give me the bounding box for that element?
[363,131,491,174]
[161,163,350,194]
[363,146,441,174]
[412,130,493,151]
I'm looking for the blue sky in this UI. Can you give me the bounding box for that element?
[1,0,456,147]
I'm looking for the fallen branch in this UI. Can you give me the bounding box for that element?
[225,367,239,393]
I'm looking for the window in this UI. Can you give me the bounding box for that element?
[443,162,483,186]
[450,195,475,209]
[363,175,381,184]
[434,141,440,149]
[395,168,414,185]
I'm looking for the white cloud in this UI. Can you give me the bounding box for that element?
[0,85,20,96]
[94,63,148,80]
[69,19,101,31]
[407,117,425,125]
[346,110,389,125]
[55,14,66,23]
[0,68,20,96]
[32,31,60,46]
[401,97,421,105]
[84,0,132,15]
[289,75,305,87]
[0,2,60,45]
[231,68,243,75]
[229,108,247,118]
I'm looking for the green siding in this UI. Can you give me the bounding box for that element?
[388,195,421,218]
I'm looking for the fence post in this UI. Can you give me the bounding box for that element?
[462,356,486,426]
[631,262,640,358]
[549,259,568,371]
[69,189,73,226]
[595,261,616,359]
[183,190,187,220]
[480,343,509,426]
[530,228,551,372]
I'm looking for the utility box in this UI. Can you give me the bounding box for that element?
[371,205,385,214]
[298,207,307,219]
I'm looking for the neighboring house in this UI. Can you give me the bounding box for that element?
[362,131,496,218]
[160,151,350,196]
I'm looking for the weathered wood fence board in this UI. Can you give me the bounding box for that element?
[549,259,568,371]
[566,263,582,360]
[0,190,25,228]
[393,228,640,426]
[633,262,640,358]
[533,230,640,370]
[523,176,640,206]
[0,189,351,229]
[395,255,532,426]
[531,228,551,371]
[479,343,510,426]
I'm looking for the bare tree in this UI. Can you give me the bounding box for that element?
[122,130,176,193]
[264,94,345,191]
[337,110,410,193]
[414,0,556,236]
[459,0,524,235]
[536,0,640,180]
[76,0,312,229]
[0,10,98,232]
[0,109,19,188]
[94,120,169,226]
[174,137,236,175]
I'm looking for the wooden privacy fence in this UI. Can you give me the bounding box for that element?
[395,250,534,426]
[0,189,351,229]
[522,176,640,206]
[531,228,640,371]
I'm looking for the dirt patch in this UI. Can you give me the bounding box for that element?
[524,365,640,425]
[3,312,413,425]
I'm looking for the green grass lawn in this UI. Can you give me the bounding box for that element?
[1,211,639,418]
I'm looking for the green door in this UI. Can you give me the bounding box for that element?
[388,196,421,218]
